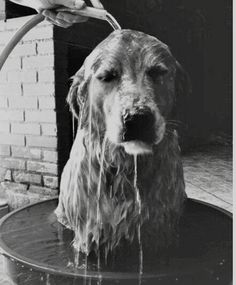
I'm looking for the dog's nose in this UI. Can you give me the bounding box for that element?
[123,108,155,144]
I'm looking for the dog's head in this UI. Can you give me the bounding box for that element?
[68,30,189,155]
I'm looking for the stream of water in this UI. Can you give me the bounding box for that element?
[134,155,143,285]
[106,13,122,30]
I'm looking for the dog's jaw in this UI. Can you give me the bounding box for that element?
[122,141,153,155]
[121,119,166,155]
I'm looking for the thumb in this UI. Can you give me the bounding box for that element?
[53,0,86,9]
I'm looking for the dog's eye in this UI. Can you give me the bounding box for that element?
[97,70,118,83]
[146,65,168,79]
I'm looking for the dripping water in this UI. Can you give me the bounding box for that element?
[74,250,80,269]
[72,114,76,140]
[96,137,107,285]
[134,155,143,285]
[82,85,94,285]
[46,273,50,285]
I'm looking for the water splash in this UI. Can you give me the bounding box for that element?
[134,155,143,285]
[97,274,103,285]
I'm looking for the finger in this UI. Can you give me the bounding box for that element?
[45,17,57,26]
[46,18,71,28]
[42,9,58,21]
[43,10,78,27]
[54,0,86,9]
[44,16,72,28]
[57,12,88,23]
[90,0,104,9]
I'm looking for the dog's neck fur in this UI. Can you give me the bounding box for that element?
[55,123,185,255]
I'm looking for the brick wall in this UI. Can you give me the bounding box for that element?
[0,16,60,209]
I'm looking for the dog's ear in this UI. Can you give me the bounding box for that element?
[171,61,192,147]
[67,65,88,120]
[174,61,192,104]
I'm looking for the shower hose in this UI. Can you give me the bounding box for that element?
[0,6,120,71]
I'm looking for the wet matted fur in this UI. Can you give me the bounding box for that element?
[55,30,189,255]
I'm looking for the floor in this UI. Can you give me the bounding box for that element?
[0,145,232,284]
[183,145,232,212]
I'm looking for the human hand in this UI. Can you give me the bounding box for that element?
[10,0,88,28]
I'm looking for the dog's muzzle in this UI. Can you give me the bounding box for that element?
[122,107,156,144]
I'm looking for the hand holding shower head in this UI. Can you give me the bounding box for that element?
[56,6,121,30]
[0,5,121,71]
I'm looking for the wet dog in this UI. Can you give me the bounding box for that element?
[55,30,188,255]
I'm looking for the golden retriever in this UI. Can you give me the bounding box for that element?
[55,29,188,256]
